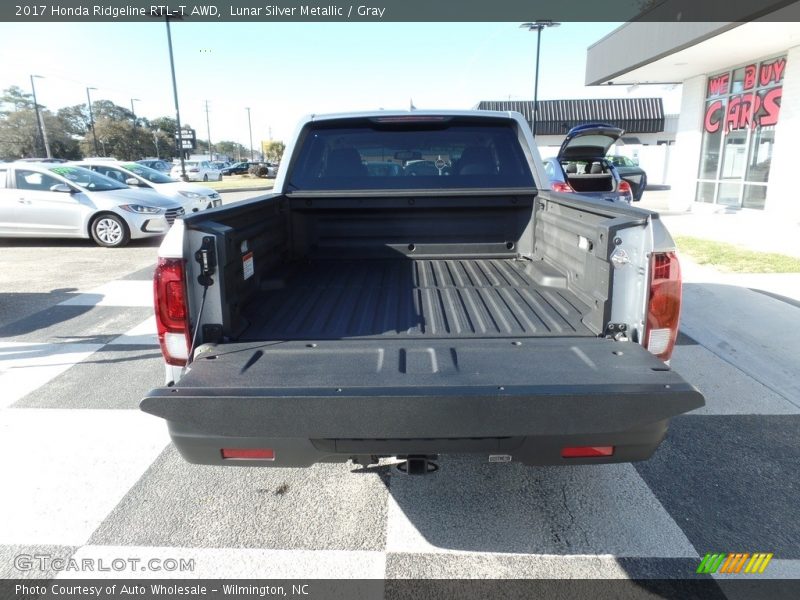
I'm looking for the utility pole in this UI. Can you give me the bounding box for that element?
[205,100,213,160]
[165,15,187,180]
[245,107,254,161]
[86,86,99,156]
[520,20,560,137]
[30,75,51,158]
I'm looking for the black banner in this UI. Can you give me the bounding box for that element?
[3,579,800,600]
[1,0,799,22]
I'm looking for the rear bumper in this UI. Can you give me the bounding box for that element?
[166,418,671,467]
[141,337,704,468]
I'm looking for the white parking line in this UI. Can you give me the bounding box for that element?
[0,409,169,546]
[107,316,158,346]
[0,342,103,409]
[58,281,153,308]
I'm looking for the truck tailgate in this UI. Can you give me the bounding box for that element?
[141,337,703,439]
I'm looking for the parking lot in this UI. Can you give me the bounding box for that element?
[1,189,799,582]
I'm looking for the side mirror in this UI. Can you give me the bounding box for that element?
[125,177,139,186]
[50,183,73,193]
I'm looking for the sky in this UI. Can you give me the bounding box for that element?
[0,21,682,147]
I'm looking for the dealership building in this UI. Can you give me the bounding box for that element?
[585,11,799,215]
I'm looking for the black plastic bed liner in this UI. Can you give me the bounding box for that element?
[240,259,593,340]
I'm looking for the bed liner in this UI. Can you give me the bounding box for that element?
[239,258,594,341]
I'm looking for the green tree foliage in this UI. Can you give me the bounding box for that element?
[262,140,286,163]
[214,140,248,161]
[79,116,158,160]
[0,86,35,114]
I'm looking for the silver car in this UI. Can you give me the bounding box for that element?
[74,160,222,213]
[0,163,184,247]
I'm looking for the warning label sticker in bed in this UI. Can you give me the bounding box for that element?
[243,252,254,280]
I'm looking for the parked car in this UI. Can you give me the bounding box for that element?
[74,160,222,213]
[170,160,222,182]
[137,159,173,174]
[606,155,648,201]
[542,124,634,204]
[0,163,183,247]
[14,158,68,163]
[221,161,254,176]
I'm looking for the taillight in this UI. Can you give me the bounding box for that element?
[617,180,633,201]
[221,448,275,460]
[154,257,190,366]
[550,181,573,193]
[561,446,614,458]
[189,168,199,173]
[645,252,682,361]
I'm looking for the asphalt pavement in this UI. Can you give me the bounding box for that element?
[1,190,799,584]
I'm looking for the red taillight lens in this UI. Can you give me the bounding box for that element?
[550,181,573,193]
[645,252,682,361]
[561,446,615,458]
[617,180,633,199]
[221,448,275,460]
[154,257,190,366]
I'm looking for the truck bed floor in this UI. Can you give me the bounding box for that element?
[240,259,593,341]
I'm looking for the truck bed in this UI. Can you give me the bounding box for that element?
[239,258,593,341]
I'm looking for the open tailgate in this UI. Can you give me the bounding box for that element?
[141,337,703,440]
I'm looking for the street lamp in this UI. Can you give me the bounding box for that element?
[130,98,140,127]
[86,86,100,156]
[245,107,254,161]
[29,75,51,158]
[520,20,560,137]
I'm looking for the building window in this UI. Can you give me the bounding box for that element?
[695,55,786,209]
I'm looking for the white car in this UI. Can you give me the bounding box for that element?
[74,160,222,213]
[170,160,222,182]
[0,163,183,247]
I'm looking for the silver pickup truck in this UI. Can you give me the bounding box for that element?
[140,110,703,473]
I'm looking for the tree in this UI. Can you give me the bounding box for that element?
[262,140,286,163]
[57,104,92,137]
[78,116,156,160]
[214,140,248,161]
[0,86,35,115]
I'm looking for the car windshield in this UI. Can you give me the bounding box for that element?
[121,163,176,184]
[287,120,534,191]
[48,165,127,191]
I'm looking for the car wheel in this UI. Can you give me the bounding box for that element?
[91,214,130,248]
[203,174,209,182]
[217,173,222,181]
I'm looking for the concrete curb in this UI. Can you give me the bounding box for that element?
[214,186,275,193]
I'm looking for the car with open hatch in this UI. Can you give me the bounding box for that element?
[543,123,636,204]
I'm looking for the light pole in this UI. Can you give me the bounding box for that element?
[520,20,560,137]
[245,107,254,161]
[29,75,51,158]
[205,100,213,160]
[165,15,188,181]
[86,86,99,155]
[130,98,140,127]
